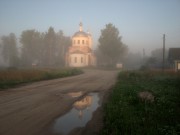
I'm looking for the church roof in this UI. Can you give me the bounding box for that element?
[73,22,91,37]
[70,50,85,54]
[73,31,88,37]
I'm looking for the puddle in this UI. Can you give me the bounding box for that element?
[52,92,100,135]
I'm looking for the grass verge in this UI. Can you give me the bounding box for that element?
[101,71,180,135]
[0,68,83,89]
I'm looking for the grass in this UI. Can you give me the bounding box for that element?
[0,68,83,89]
[101,71,180,135]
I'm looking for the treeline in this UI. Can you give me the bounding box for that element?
[0,27,71,68]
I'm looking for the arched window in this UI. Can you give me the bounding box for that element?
[78,40,80,44]
[81,57,83,63]
[74,57,77,63]
[82,40,84,44]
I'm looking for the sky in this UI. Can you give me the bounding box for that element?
[0,0,180,55]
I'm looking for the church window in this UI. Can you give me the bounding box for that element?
[81,57,83,63]
[78,40,80,44]
[82,40,84,44]
[74,57,77,63]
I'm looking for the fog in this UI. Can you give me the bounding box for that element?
[0,25,174,70]
[0,28,71,68]
[0,1,179,69]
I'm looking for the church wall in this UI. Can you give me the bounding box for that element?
[69,54,86,67]
[85,55,88,66]
[91,54,97,66]
[72,37,89,48]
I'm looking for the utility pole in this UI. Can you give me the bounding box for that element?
[143,48,145,65]
[163,34,165,72]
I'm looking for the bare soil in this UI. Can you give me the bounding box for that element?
[0,69,118,135]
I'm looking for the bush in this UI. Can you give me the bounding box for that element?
[0,68,83,89]
[139,65,149,71]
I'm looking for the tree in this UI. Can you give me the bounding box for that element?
[54,30,71,66]
[42,28,71,67]
[150,48,168,68]
[43,27,56,66]
[98,23,127,67]
[20,27,70,67]
[124,52,143,70]
[146,57,157,66]
[151,48,168,62]
[1,33,19,67]
[20,30,43,67]
[53,30,65,66]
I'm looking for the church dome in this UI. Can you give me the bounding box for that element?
[73,22,90,37]
[73,31,88,37]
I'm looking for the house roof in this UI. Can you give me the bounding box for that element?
[168,48,180,61]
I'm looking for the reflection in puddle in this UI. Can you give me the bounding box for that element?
[67,91,83,98]
[52,93,100,135]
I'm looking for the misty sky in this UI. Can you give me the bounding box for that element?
[0,0,180,55]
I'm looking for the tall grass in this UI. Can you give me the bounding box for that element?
[0,68,83,89]
[101,71,180,135]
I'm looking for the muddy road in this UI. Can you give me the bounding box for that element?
[0,69,118,135]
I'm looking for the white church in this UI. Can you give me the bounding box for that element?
[65,22,96,67]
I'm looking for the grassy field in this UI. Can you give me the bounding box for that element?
[101,71,180,135]
[0,68,83,89]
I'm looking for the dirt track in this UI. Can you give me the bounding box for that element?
[0,69,118,135]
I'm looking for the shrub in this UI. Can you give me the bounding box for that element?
[0,68,83,89]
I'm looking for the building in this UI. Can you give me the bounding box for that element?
[65,22,96,67]
[168,48,180,71]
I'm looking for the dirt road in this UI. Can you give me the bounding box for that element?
[0,69,118,135]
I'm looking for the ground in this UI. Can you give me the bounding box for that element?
[0,69,118,135]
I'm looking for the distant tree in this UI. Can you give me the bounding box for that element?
[151,48,168,62]
[146,57,157,65]
[20,27,70,67]
[1,33,19,67]
[150,48,168,68]
[98,23,127,67]
[54,30,71,66]
[95,48,110,67]
[20,30,43,66]
[63,36,71,55]
[43,27,56,66]
[124,52,143,70]
[42,29,71,67]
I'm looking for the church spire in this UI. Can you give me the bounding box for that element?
[79,22,83,32]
